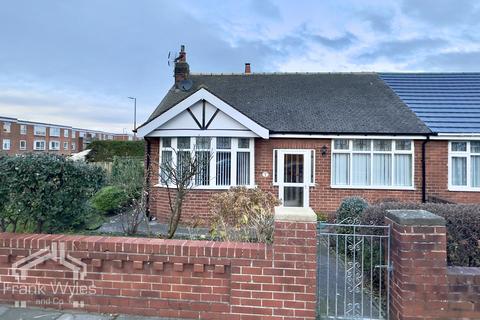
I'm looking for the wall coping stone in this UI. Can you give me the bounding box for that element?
[274,206,317,222]
[448,266,480,276]
[386,209,445,226]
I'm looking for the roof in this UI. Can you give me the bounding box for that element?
[380,73,480,134]
[143,73,431,135]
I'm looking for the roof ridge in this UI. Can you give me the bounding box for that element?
[189,71,377,76]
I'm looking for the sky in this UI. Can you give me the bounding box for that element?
[0,0,479,133]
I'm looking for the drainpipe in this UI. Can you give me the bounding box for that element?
[421,135,430,203]
[145,138,151,218]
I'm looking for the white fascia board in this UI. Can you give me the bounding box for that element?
[148,129,259,137]
[138,88,269,139]
[269,134,428,140]
[433,133,480,140]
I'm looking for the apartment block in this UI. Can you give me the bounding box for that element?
[0,116,136,156]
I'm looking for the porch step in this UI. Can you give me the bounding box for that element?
[274,206,317,222]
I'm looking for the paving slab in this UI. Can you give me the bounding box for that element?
[57,313,113,320]
[0,307,62,320]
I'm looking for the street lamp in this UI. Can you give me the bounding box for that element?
[128,97,137,138]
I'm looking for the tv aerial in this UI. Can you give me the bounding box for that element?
[167,51,178,67]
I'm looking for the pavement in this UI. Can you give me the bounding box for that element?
[97,214,209,238]
[0,304,180,320]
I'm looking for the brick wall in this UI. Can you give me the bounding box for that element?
[387,210,480,320]
[0,217,317,319]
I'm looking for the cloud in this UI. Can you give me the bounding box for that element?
[357,38,448,62]
[250,0,282,21]
[401,0,480,26]
[412,51,480,71]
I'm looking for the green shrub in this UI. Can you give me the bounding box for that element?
[86,141,144,162]
[362,202,480,267]
[91,186,130,214]
[0,153,105,233]
[336,196,368,224]
[109,156,144,199]
[209,187,280,243]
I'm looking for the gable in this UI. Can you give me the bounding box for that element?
[137,88,269,138]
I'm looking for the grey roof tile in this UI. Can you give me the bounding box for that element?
[380,73,480,134]
[142,73,431,135]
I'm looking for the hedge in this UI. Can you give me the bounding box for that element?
[362,202,480,267]
[86,140,144,162]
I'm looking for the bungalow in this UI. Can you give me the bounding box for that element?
[137,46,480,224]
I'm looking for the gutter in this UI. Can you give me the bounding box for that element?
[145,138,151,218]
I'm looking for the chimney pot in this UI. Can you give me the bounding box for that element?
[245,63,251,74]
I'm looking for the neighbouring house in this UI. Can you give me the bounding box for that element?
[0,116,136,156]
[137,46,480,224]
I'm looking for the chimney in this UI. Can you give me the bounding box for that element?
[174,45,189,88]
[244,63,251,74]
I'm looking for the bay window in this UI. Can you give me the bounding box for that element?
[449,141,480,190]
[332,139,414,188]
[159,137,254,188]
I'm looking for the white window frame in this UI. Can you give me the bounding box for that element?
[20,124,27,135]
[330,139,415,190]
[34,126,46,136]
[19,140,27,150]
[50,127,60,137]
[64,129,69,138]
[448,141,480,192]
[63,142,69,150]
[273,149,316,187]
[3,122,11,133]
[71,142,76,150]
[2,139,11,150]
[49,140,60,150]
[34,140,46,151]
[157,137,255,189]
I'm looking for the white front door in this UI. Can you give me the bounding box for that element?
[278,150,311,207]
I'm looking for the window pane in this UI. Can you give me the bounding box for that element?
[216,152,231,185]
[395,140,412,151]
[177,151,191,181]
[353,139,371,151]
[238,138,250,149]
[372,154,391,185]
[394,154,412,186]
[471,142,480,153]
[195,151,210,186]
[284,154,304,183]
[236,152,250,185]
[162,137,171,148]
[196,137,211,149]
[452,157,467,186]
[310,151,315,184]
[332,154,349,185]
[283,187,303,207]
[373,140,392,151]
[472,156,480,187]
[352,154,370,185]
[452,141,467,152]
[177,137,190,149]
[334,139,349,150]
[160,151,172,183]
[217,137,231,149]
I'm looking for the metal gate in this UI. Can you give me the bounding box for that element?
[316,222,391,319]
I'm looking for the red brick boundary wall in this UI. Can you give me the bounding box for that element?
[0,213,317,319]
[386,210,480,320]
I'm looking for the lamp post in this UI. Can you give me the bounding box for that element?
[128,96,137,139]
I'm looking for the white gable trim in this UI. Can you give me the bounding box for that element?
[137,88,269,139]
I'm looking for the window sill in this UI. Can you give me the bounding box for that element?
[330,185,415,191]
[154,184,257,190]
[448,187,480,192]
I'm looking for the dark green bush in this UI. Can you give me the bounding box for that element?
[86,140,144,162]
[91,186,130,214]
[109,156,144,199]
[336,196,368,224]
[362,202,480,267]
[0,154,105,233]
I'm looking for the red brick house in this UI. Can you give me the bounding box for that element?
[137,46,480,224]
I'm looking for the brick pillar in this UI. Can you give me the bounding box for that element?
[386,210,448,320]
[272,207,317,320]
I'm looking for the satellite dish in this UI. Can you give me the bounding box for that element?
[179,79,193,91]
